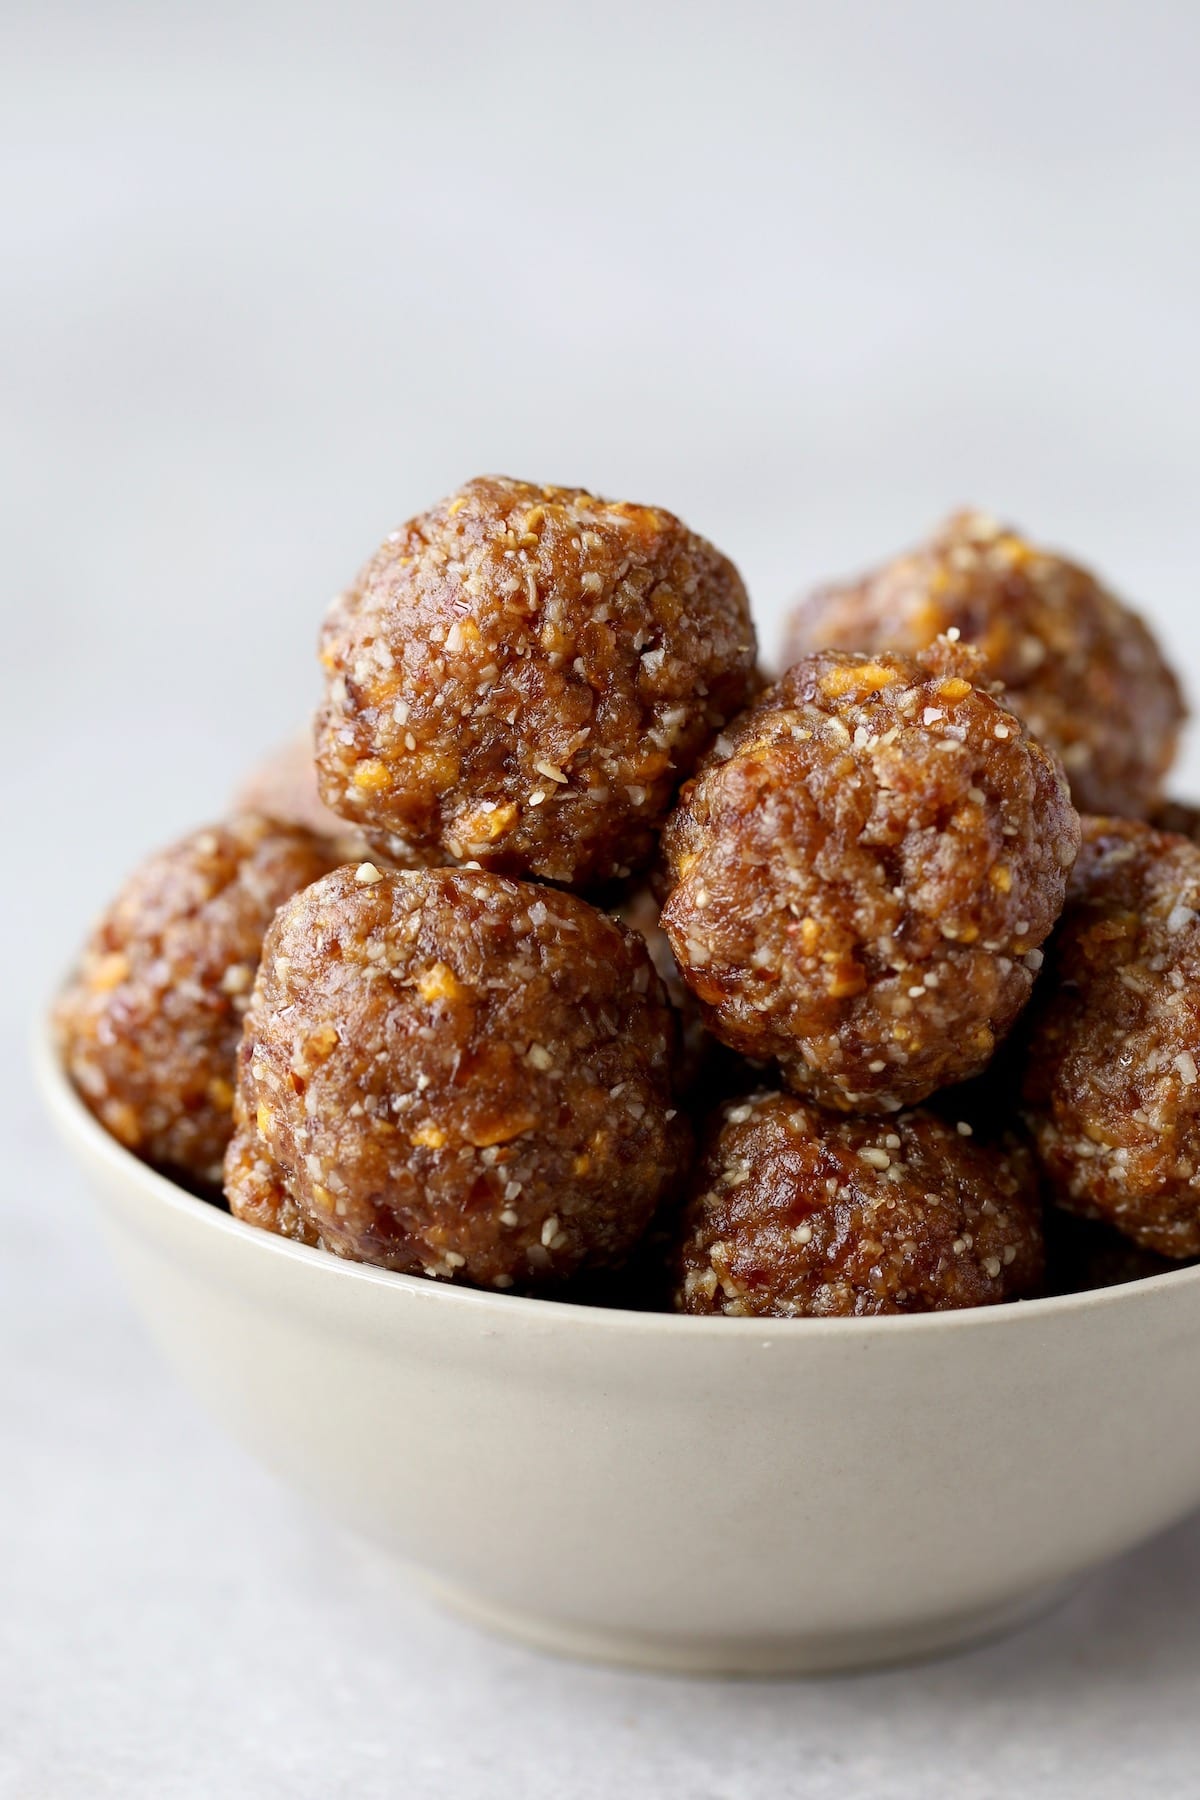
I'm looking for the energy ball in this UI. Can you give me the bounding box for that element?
[1152,798,1200,843]
[782,510,1185,817]
[314,476,757,888]
[609,880,713,1099]
[660,645,1080,1112]
[224,865,691,1290]
[1043,1211,1176,1296]
[56,816,339,1189]
[233,734,374,862]
[1021,817,1200,1258]
[673,1091,1044,1317]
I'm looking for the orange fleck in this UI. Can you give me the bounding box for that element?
[416,963,465,1004]
[352,760,392,792]
[102,1099,142,1147]
[826,962,867,998]
[89,951,130,993]
[796,917,821,954]
[462,800,518,843]
[819,662,901,699]
[465,1114,537,1149]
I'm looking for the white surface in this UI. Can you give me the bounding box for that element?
[3,0,1200,1793]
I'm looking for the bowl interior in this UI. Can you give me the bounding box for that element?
[34,1005,1200,1339]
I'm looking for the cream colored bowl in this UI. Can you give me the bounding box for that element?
[37,1020,1200,1676]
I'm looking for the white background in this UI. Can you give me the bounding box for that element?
[3,2,1200,1794]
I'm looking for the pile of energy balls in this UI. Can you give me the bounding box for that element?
[57,481,1200,1316]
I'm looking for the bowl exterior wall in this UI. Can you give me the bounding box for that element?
[42,1043,1200,1673]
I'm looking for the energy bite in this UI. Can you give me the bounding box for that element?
[56,816,339,1189]
[782,510,1185,817]
[315,476,757,887]
[225,866,691,1290]
[233,734,376,863]
[1152,798,1200,843]
[673,1091,1044,1317]
[1021,817,1200,1257]
[610,881,713,1098]
[1043,1211,1177,1296]
[661,645,1080,1112]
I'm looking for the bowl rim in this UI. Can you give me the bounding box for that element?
[35,1003,1200,1340]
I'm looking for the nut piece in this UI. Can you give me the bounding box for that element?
[672,1091,1044,1317]
[55,816,339,1188]
[224,866,692,1290]
[1022,816,1200,1257]
[782,510,1185,818]
[314,476,757,888]
[661,644,1080,1112]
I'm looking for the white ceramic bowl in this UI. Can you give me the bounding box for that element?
[37,1019,1200,1676]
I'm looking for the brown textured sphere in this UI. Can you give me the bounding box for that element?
[660,645,1080,1112]
[1152,798,1200,843]
[609,880,714,1099]
[314,476,757,887]
[224,866,691,1290]
[233,734,375,861]
[1021,817,1200,1257]
[56,816,340,1188]
[233,733,432,869]
[782,510,1185,818]
[1043,1211,1178,1296]
[672,1091,1044,1317]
